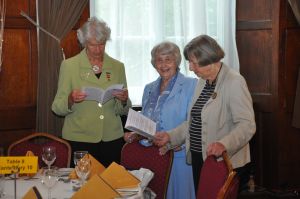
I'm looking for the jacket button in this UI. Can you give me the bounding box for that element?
[99,115,104,119]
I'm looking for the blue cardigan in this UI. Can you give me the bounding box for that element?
[141,72,197,132]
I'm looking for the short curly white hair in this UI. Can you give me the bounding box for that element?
[77,17,111,47]
[151,41,182,69]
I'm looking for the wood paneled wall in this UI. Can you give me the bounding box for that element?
[0,0,37,151]
[237,0,300,189]
[0,0,88,153]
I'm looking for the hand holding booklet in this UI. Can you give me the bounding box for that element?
[82,84,124,104]
[125,108,156,139]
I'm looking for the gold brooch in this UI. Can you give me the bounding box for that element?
[212,92,217,99]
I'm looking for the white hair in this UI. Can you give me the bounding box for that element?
[77,17,111,47]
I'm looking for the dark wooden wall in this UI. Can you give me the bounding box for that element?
[237,0,300,189]
[0,0,299,190]
[0,0,37,152]
[0,0,88,153]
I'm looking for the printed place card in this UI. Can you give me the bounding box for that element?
[0,156,38,174]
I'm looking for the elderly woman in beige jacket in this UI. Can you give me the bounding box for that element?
[154,35,256,193]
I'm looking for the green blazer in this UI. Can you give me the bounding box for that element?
[52,49,132,143]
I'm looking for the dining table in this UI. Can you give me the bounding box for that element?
[1,167,155,199]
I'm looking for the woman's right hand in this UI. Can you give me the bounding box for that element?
[70,89,87,103]
[68,89,87,107]
[154,132,170,147]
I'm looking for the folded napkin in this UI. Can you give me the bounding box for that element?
[115,168,154,198]
[129,168,154,189]
[71,174,120,199]
[100,162,140,189]
[69,154,106,179]
[22,186,42,199]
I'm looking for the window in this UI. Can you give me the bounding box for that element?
[90,0,238,105]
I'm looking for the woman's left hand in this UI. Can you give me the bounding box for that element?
[153,132,170,147]
[206,142,226,157]
[124,132,137,143]
[113,89,128,103]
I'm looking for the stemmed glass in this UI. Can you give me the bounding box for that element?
[41,168,58,199]
[73,151,88,167]
[42,146,56,170]
[75,157,91,186]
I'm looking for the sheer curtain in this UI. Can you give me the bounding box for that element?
[90,0,239,105]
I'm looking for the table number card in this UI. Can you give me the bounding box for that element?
[0,156,38,174]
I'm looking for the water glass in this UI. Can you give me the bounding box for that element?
[75,158,91,186]
[73,151,88,167]
[41,168,58,199]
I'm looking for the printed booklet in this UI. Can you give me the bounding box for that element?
[125,109,156,139]
[82,84,124,104]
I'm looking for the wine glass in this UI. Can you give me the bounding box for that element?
[42,146,56,170]
[41,168,58,199]
[75,157,91,186]
[73,151,88,167]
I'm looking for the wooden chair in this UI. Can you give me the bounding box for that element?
[121,140,173,199]
[197,152,239,199]
[8,132,71,168]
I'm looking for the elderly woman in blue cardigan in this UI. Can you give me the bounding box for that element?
[124,41,196,199]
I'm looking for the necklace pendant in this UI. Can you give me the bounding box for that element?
[92,65,100,72]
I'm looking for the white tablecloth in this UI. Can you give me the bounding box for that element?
[2,178,74,199]
[1,168,155,199]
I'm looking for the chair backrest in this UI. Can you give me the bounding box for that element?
[197,152,239,199]
[120,140,173,199]
[217,153,239,199]
[8,132,71,168]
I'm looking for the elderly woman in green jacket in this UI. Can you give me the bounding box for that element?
[52,17,131,167]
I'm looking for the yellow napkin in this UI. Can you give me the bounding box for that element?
[19,151,38,178]
[100,162,140,189]
[71,174,120,199]
[69,154,106,179]
[22,186,42,199]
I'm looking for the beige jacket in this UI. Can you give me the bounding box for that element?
[168,64,256,168]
